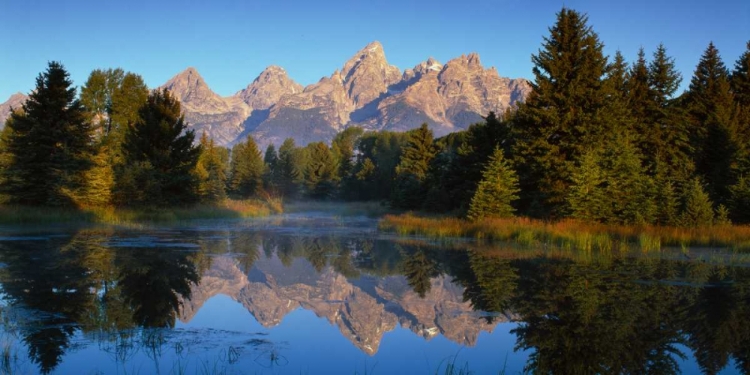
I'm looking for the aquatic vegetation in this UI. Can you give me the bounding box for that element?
[379,213,750,252]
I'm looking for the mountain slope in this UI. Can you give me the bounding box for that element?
[0,93,28,129]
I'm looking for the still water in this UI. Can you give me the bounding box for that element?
[0,213,747,374]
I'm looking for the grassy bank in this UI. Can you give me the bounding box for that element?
[0,198,283,225]
[284,200,395,217]
[379,213,750,252]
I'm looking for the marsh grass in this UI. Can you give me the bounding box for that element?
[0,198,279,225]
[380,214,750,252]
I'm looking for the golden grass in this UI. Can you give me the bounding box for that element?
[0,198,281,225]
[379,213,750,252]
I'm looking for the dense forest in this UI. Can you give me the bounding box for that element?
[2,8,750,226]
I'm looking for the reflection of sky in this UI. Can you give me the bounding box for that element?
[8,293,743,374]
[45,294,528,374]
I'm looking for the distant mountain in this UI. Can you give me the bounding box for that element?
[160,41,530,148]
[178,254,510,355]
[0,92,28,129]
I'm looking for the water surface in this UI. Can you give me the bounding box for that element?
[0,213,747,374]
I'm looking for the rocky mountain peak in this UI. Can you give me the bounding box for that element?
[340,41,401,108]
[235,66,303,110]
[0,92,29,129]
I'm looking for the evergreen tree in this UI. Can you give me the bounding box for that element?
[600,135,656,224]
[686,43,741,202]
[729,176,750,223]
[628,48,651,126]
[277,138,305,198]
[79,145,115,206]
[513,8,612,217]
[3,62,96,206]
[263,144,279,192]
[392,123,436,209]
[304,142,338,200]
[120,88,201,205]
[647,44,693,184]
[196,132,227,202]
[680,178,715,227]
[567,149,609,222]
[228,135,265,198]
[731,41,750,107]
[466,148,520,220]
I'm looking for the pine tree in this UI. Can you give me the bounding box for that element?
[263,144,279,192]
[196,132,227,202]
[392,123,436,209]
[228,135,265,198]
[79,145,115,206]
[680,178,715,227]
[647,44,694,184]
[304,142,338,200]
[729,176,750,223]
[120,88,201,206]
[687,43,741,202]
[567,149,609,222]
[513,8,612,217]
[467,148,520,221]
[731,41,750,107]
[628,48,651,126]
[3,62,96,206]
[277,138,305,198]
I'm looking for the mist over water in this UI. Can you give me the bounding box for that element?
[0,213,747,374]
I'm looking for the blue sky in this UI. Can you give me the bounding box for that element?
[1,0,748,101]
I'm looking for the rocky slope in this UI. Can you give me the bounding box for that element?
[178,254,512,355]
[158,42,530,148]
[0,92,28,129]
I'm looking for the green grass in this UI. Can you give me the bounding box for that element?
[0,198,282,225]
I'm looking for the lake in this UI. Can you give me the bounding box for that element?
[0,212,747,374]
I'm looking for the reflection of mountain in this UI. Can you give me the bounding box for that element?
[178,254,508,355]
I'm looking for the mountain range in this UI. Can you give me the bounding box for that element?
[0,41,530,147]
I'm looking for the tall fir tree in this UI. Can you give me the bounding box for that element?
[3,62,96,206]
[120,88,201,205]
[392,123,436,209]
[680,178,715,227]
[731,41,750,107]
[228,135,265,198]
[263,144,279,192]
[466,148,520,221]
[646,44,693,184]
[686,43,741,203]
[512,8,612,217]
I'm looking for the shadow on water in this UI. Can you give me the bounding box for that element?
[0,219,749,374]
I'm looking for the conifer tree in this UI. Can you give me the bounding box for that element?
[567,149,609,222]
[628,48,651,125]
[467,148,520,221]
[601,135,656,224]
[120,88,200,205]
[392,123,436,209]
[305,142,338,200]
[513,8,612,216]
[687,43,741,202]
[729,176,750,223]
[3,62,96,206]
[196,132,227,202]
[680,178,715,227]
[228,135,265,198]
[277,138,305,198]
[263,144,279,191]
[731,41,750,107]
[647,44,693,184]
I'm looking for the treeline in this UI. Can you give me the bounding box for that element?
[2,8,749,227]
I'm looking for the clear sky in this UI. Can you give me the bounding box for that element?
[1,0,748,102]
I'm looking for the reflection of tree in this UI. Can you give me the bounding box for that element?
[0,236,93,374]
[459,250,517,319]
[115,248,199,328]
[232,232,262,274]
[400,248,438,298]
